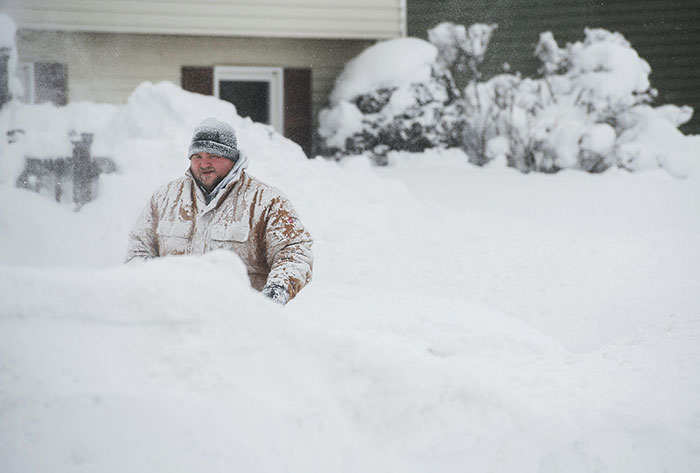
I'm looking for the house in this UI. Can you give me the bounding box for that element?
[408,0,700,134]
[1,0,407,155]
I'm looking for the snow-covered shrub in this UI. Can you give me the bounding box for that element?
[319,24,698,177]
[428,22,497,83]
[614,103,699,178]
[465,28,655,172]
[463,27,698,175]
[430,22,500,166]
[317,37,464,163]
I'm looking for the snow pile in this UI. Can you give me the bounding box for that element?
[0,252,394,472]
[319,26,700,178]
[5,250,699,473]
[1,83,700,472]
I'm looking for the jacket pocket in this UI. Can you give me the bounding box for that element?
[209,222,250,260]
[210,222,250,243]
[156,220,192,255]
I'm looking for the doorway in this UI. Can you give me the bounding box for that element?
[214,66,283,133]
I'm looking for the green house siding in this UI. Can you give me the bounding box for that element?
[408,0,700,133]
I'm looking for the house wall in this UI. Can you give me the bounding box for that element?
[2,0,406,39]
[15,30,374,126]
[408,0,700,134]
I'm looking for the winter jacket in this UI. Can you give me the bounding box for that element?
[125,168,313,300]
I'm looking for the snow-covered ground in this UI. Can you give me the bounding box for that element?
[1,83,699,472]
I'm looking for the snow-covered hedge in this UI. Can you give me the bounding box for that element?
[318,24,699,177]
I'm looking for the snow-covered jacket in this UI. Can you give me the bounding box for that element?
[125,169,313,300]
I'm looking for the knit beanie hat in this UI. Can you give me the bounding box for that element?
[188,117,240,161]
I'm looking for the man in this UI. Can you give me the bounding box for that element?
[125,117,313,305]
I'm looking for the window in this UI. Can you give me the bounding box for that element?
[17,62,67,105]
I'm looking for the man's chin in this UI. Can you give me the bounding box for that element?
[193,175,219,193]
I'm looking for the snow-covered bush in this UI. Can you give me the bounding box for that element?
[319,24,698,177]
[456,27,695,174]
[471,28,660,173]
[428,22,497,83]
[317,37,464,163]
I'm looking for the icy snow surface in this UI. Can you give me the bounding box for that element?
[1,83,700,472]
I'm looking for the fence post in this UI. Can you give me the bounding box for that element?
[0,47,10,108]
[72,133,94,207]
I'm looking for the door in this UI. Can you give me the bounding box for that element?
[214,66,283,134]
[181,65,312,156]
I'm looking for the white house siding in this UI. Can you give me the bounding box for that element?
[15,29,373,124]
[2,0,405,39]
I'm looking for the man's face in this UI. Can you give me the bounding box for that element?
[190,152,235,192]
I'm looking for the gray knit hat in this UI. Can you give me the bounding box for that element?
[188,117,240,161]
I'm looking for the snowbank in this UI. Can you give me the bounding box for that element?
[3,242,699,473]
[1,83,699,472]
[0,252,394,472]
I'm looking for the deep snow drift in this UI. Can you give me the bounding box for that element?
[1,83,699,472]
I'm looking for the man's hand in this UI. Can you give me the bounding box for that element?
[262,283,289,305]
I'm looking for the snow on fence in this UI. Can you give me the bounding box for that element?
[14,132,116,209]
